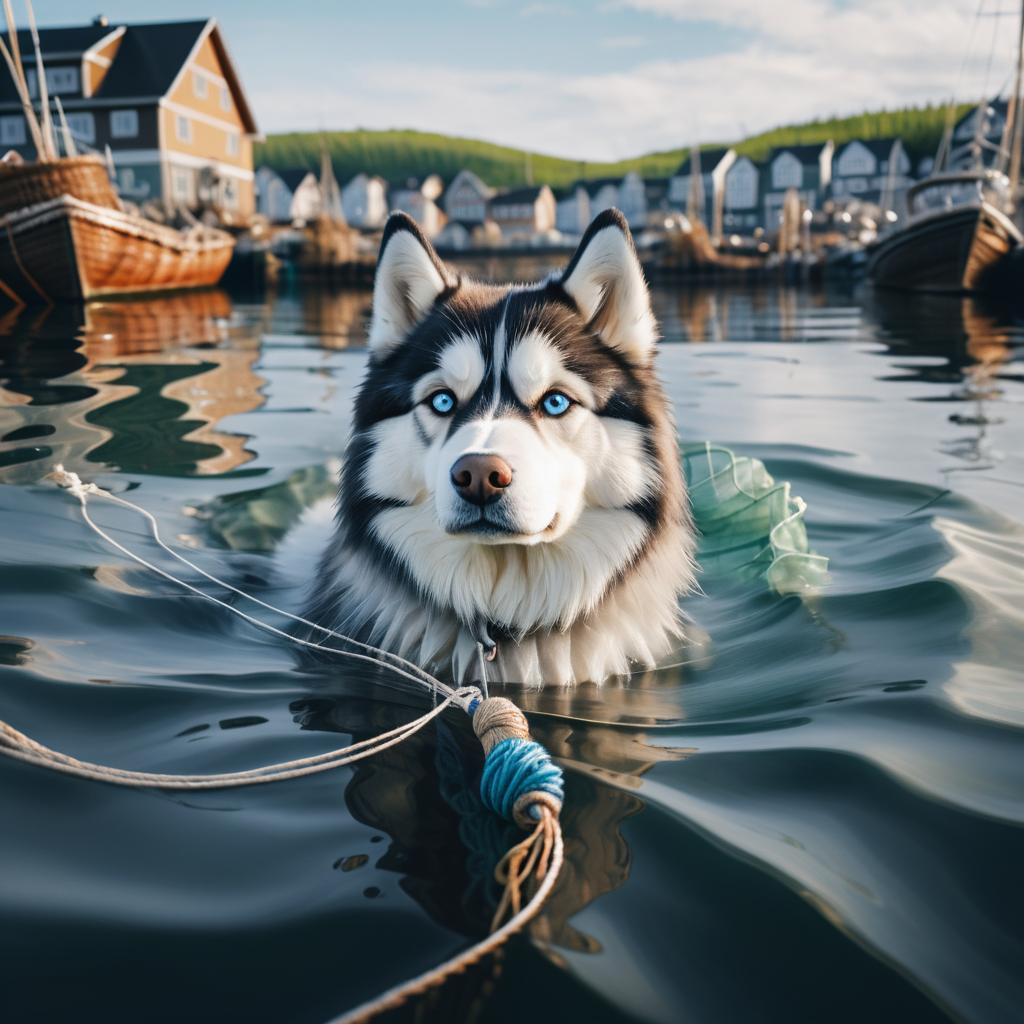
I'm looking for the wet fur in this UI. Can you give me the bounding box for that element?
[304,209,695,686]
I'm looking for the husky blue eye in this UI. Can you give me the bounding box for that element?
[429,389,456,415]
[541,391,571,417]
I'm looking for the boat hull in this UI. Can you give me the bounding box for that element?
[866,203,1022,293]
[0,195,235,302]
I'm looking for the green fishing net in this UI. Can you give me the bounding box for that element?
[682,442,829,595]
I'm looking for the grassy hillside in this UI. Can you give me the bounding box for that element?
[255,103,973,186]
[256,128,682,187]
[734,103,972,163]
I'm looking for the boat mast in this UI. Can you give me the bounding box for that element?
[687,144,704,226]
[1008,0,1024,198]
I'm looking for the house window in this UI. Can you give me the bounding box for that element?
[65,112,95,144]
[0,115,25,145]
[172,168,193,202]
[226,130,239,157]
[193,71,207,99]
[48,66,79,94]
[219,85,230,112]
[772,152,802,189]
[726,160,758,209]
[110,109,139,139]
[26,66,80,97]
[176,115,192,142]
[837,143,875,177]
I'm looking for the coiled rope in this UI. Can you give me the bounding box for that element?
[0,467,565,1023]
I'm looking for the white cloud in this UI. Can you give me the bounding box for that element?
[254,1,1016,160]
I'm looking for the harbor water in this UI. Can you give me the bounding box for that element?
[0,280,1022,1023]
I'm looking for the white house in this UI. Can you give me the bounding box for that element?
[255,166,292,223]
[831,138,911,207]
[555,183,590,236]
[488,184,556,241]
[616,172,648,230]
[584,177,621,217]
[722,156,761,233]
[342,173,388,229]
[762,142,833,231]
[435,220,472,251]
[254,166,320,224]
[444,169,494,224]
[390,174,445,237]
[668,148,736,238]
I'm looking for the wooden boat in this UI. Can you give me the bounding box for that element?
[0,193,235,302]
[870,2,1024,295]
[866,172,1023,293]
[0,5,234,305]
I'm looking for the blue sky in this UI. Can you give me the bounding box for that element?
[28,1,1016,159]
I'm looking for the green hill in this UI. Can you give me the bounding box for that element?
[254,103,972,187]
[255,128,682,187]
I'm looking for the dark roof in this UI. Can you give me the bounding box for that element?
[954,98,1007,129]
[674,147,731,175]
[278,167,316,190]
[0,19,257,133]
[492,185,544,205]
[15,23,114,52]
[836,137,902,160]
[580,176,621,197]
[553,184,585,200]
[94,20,208,99]
[0,21,205,103]
[768,142,830,164]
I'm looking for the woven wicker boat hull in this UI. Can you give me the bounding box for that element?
[0,195,235,302]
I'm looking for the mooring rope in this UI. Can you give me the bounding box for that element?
[0,467,566,1023]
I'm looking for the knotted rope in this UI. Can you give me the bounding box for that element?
[0,467,566,1024]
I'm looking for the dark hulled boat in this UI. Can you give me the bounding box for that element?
[866,172,1022,293]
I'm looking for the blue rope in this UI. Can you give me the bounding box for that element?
[479,737,564,821]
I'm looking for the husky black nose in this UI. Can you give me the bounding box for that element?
[450,453,513,506]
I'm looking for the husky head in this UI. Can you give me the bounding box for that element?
[317,209,693,685]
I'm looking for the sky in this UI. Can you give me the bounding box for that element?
[26,1,1023,160]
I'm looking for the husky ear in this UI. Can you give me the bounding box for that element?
[369,212,454,359]
[560,208,657,364]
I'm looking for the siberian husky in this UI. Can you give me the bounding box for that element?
[304,208,695,686]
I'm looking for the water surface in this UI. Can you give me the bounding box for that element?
[1,281,1022,1023]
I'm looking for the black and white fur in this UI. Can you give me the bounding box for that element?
[305,209,695,686]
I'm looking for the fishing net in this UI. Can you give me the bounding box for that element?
[682,442,828,595]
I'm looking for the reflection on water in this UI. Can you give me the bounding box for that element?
[1,280,1023,1024]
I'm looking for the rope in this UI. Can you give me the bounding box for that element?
[0,467,567,1024]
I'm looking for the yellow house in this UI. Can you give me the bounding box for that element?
[0,17,260,222]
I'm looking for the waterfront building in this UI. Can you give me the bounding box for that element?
[0,17,259,220]
[389,174,445,237]
[668,148,736,238]
[722,155,761,234]
[554,183,590,237]
[584,176,622,216]
[618,171,647,230]
[255,166,318,223]
[831,138,911,208]
[443,169,494,224]
[761,142,833,231]
[488,184,556,240]
[342,173,388,229]
[949,100,1008,170]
